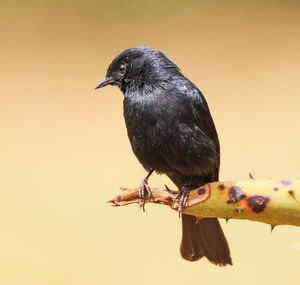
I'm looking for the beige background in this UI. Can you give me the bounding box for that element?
[1,1,300,284]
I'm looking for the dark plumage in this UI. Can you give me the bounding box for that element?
[96,46,232,266]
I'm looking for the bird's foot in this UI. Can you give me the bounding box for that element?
[174,184,191,216]
[138,170,154,212]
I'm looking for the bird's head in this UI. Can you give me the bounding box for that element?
[95,46,180,93]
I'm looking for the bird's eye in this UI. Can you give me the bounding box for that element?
[118,65,126,75]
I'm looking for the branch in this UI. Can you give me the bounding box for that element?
[108,178,300,228]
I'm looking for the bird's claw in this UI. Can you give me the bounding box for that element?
[174,185,191,217]
[138,179,152,212]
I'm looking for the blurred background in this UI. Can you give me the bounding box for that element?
[1,0,300,284]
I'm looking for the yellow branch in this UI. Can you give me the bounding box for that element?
[109,179,300,227]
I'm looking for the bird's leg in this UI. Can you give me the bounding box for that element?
[138,169,154,212]
[174,183,192,215]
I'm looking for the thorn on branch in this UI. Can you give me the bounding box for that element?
[270,224,276,232]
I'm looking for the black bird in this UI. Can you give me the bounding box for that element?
[96,46,232,266]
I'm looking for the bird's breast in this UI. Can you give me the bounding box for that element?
[123,96,174,171]
[123,97,170,144]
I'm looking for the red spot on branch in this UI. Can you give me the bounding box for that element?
[255,198,264,205]
[218,183,225,190]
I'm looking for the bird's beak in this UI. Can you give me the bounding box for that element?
[95,77,114,89]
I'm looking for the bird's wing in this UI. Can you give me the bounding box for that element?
[156,83,220,177]
[188,84,220,154]
[188,84,220,180]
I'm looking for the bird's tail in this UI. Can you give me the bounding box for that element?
[180,214,232,266]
